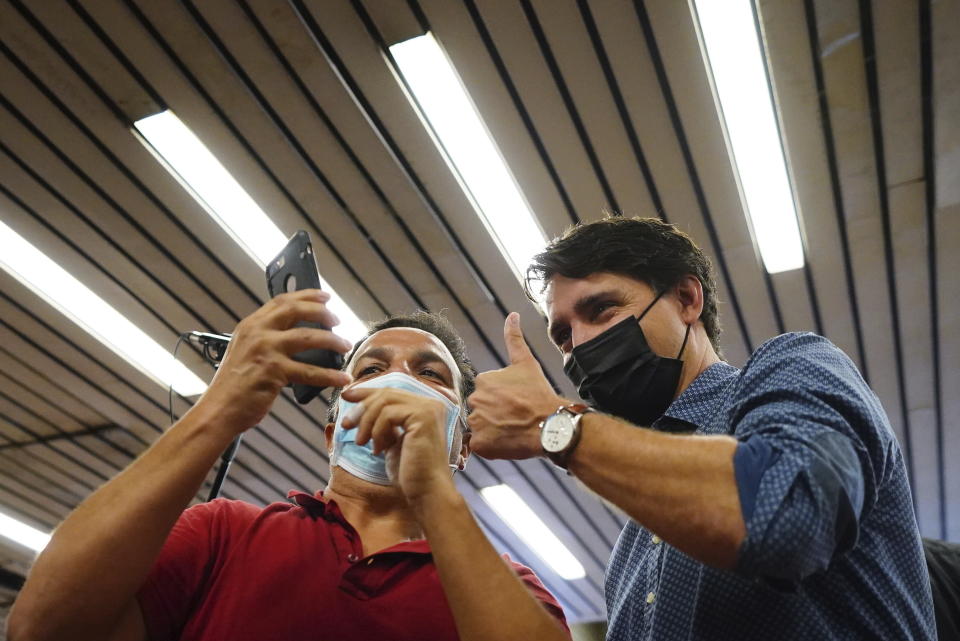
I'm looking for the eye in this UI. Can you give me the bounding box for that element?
[357,365,383,377]
[589,301,615,321]
[419,368,444,381]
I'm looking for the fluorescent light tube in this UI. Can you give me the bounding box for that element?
[133,111,366,342]
[694,0,805,273]
[390,34,547,285]
[481,484,586,580]
[0,219,208,396]
[0,509,51,553]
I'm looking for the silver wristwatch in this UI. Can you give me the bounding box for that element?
[539,404,594,469]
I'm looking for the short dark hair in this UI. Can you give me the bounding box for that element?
[525,216,723,354]
[326,311,477,422]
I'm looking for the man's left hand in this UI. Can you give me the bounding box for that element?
[467,313,568,460]
[339,387,455,502]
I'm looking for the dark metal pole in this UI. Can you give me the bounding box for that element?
[207,434,243,502]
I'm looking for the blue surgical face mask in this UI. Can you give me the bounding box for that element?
[331,371,465,485]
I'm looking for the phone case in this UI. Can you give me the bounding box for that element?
[265,230,345,404]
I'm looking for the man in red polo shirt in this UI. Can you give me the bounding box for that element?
[8,291,569,641]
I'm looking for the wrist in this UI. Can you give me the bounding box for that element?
[408,477,463,521]
[179,396,242,445]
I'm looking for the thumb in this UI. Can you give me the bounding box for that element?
[503,312,535,365]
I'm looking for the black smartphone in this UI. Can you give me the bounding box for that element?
[265,230,345,404]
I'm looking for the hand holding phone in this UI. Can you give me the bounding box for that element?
[266,230,347,404]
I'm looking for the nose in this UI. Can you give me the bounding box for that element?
[385,362,416,377]
[571,322,601,351]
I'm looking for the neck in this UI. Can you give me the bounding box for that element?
[675,328,721,399]
[323,470,423,554]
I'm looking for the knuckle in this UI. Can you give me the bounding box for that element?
[292,326,313,345]
[470,432,489,450]
[269,293,291,311]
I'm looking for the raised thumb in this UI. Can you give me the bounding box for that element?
[503,312,534,364]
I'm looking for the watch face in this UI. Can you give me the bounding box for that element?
[541,413,576,453]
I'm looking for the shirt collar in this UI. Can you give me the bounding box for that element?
[288,489,333,514]
[286,490,432,555]
[657,361,739,430]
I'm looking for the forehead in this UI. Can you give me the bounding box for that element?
[545,272,653,320]
[350,327,459,371]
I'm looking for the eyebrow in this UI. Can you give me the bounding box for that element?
[574,290,622,317]
[352,346,455,384]
[410,350,454,381]
[353,346,393,367]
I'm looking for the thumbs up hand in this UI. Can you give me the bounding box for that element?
[467,313,569,460]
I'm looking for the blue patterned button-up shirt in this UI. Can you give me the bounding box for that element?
[605,333,935,640]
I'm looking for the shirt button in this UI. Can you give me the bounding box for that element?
[347,553,359,563]
[651,535,661,544]
[646,592,656,604]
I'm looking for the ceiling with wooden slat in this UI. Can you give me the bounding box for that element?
[0,0,957,627]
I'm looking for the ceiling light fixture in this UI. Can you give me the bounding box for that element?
[390,34,547,287]
[133,111,365,341]
[480,483,586,580]
[0,219,207,396]
[0,509,51,553]
[693,0,805,273]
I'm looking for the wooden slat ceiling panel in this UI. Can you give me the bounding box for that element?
[469,0,615,218]
[529,0,660,218]
[0,0,957,627]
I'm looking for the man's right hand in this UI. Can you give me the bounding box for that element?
[197,289,354,432]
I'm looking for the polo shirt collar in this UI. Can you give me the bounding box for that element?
[656,361,739,432]
[286,490,431,555]
[288,489,336,517]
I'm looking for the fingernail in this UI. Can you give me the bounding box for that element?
[509,313,519,327]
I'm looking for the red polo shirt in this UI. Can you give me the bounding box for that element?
[137,491,569,640]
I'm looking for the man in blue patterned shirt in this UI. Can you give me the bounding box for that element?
[468,217,935,639]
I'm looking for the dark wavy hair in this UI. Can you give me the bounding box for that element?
[326,311,477,422]
[525,216,723,354]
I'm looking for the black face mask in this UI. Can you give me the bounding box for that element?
[563,291,691,427]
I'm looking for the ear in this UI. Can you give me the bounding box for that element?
[457,429,471,471]
[324,422,335,454]
[674,275,704,325]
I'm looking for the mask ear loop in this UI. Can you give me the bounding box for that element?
[637,288,667,321]
[640,288,690,359]
[676,323,692,359]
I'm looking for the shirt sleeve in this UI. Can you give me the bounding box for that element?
[730,333,892,586]
[136,499,259,641]
[504,556,571,635]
